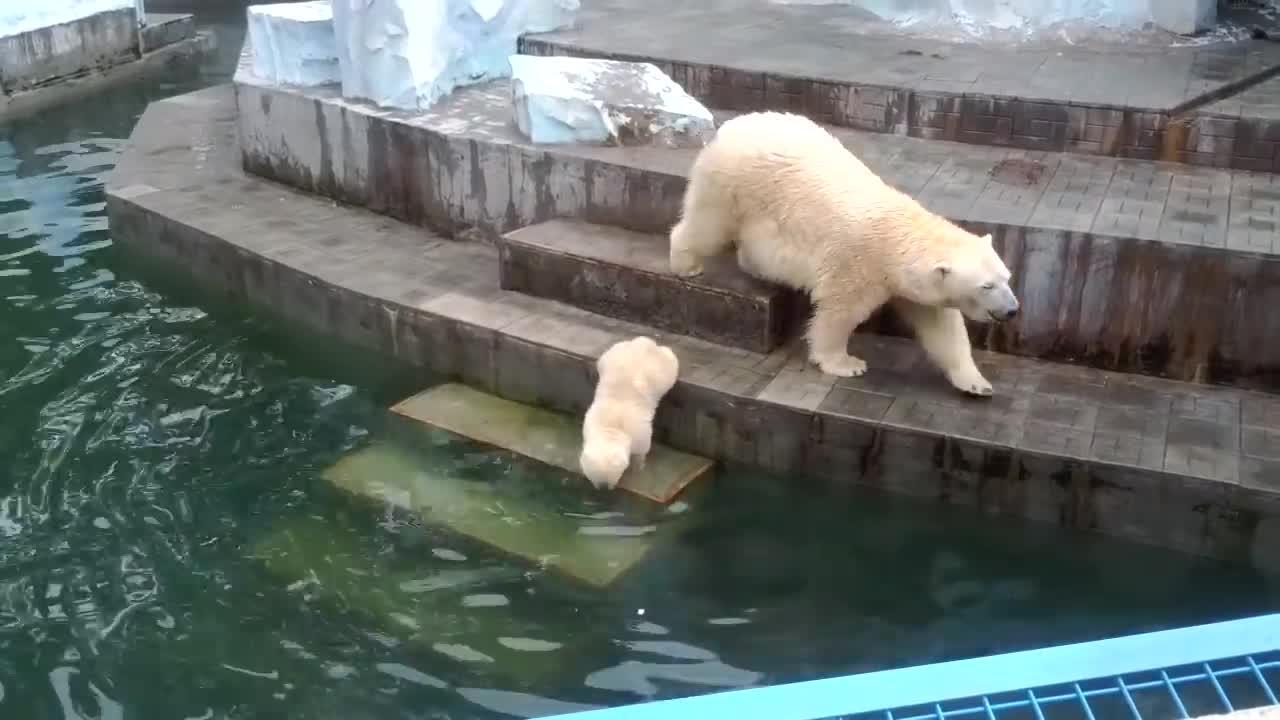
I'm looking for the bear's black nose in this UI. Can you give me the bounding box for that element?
[1004,307,1019,320]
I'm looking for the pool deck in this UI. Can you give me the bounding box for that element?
[106,85,1280,567]
[519,0,1280,171]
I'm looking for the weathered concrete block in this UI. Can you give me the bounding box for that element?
[509,54,715,147]
[499,219,803,353]
[141,13,195,51]
[246,1,339,87]
[0,5,138,93]
[331,0,579,110]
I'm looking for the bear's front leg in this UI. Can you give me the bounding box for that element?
[892,299,993,397]
[807,296,882,378]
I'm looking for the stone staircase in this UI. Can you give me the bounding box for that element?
[104,4,1280,563]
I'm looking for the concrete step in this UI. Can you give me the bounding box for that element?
[500,219,802,353]
[518,0,1280,173]
[235,70,1280,391]
[498,218,975,358]
[108,85,1280,564]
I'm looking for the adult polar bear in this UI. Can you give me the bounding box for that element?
[668,112,1020,396]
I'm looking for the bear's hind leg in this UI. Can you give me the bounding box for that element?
[892,298,993,397]
[807,293,885,378]
[625,415,653,470]
[669,175,733,277]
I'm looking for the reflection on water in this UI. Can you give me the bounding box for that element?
[1,13,1280,720]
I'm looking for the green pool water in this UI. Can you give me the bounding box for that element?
[2,12,1279,720]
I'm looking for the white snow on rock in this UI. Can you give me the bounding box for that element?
[331,0,580,111]
[509,55,715,148]
[247,2,340,87]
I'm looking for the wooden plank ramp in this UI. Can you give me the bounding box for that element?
[322,439,674,588]
[390,383,713,505]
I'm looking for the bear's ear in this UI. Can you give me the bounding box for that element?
[934,261,951,277]
[981,233,993,245]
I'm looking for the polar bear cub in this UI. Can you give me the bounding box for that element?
[580,336,680,490]
[668,111,1020,396]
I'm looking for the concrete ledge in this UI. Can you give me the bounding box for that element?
[500,220,802,353]
[107,85,1280,568]
[0,30,212,124]
[233,68,1280,390]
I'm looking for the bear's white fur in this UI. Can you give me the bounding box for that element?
[580,336,680,489]
[668,111,1020,396]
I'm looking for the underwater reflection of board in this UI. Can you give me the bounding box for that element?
[322,440,674,587]
[390,383,712,505]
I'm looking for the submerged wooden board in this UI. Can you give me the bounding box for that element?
[322,441,659,587]
[391,382,712,505]
[252,517,581,684]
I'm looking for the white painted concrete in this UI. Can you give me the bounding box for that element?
[247,2,340,87]
[331,0,579,111]
[1151,0,1217,35]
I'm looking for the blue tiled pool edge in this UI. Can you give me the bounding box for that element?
[547,614,1280,720]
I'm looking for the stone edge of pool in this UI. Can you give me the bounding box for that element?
[105,83,1280,569]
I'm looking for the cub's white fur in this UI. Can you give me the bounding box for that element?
[669,111,1019,396]
[580,336,680,489]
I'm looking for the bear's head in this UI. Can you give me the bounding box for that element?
[932,233,1019,323]
[581,438,630,490]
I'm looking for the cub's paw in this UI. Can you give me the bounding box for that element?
[814,353,868,378]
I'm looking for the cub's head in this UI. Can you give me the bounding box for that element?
[580,439,630,490]
[933,233,1019,323]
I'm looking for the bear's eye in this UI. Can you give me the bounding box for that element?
[981,282,995,290]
